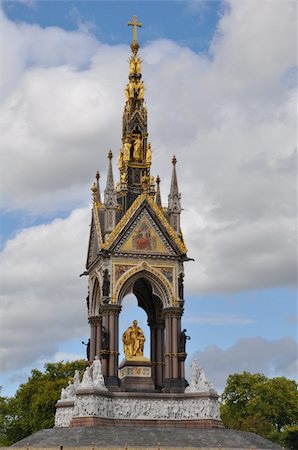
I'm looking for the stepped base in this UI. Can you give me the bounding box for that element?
[11,426,283,448]
[70,417,223,428]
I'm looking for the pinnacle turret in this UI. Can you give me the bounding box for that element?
[168,156,181,212]
[104,151,117,209]
[167,156,182,235]
[95,170,102,204]
[155,175,162,208]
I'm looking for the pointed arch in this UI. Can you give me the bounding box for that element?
[113,261,176,308]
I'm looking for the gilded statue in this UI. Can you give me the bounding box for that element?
[118,149,124,170]
[146,143,152,163]
[128,80,136,98]
[122,320,145,359]
[137,81,144,100]
[124,85,129,101]
[129,56,142,75]
[121,171,127,183]
[133,136,142,160]
[123,139,131,163]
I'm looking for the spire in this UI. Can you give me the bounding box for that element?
[168,156,181,212]
[168,156,182,235]
[128,15,142,55]
[155,175,162,208]
[104,151,117,208]
[95,170,101,204]
[117,16,151,212]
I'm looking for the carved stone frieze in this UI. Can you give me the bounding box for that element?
[54,403,74,428]
[55,392,220,427]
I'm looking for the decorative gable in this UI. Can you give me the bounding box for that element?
[116,210,173,255]
[101,193,187,256]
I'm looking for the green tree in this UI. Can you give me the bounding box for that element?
[0,360,86,446]
[220,371,298,447]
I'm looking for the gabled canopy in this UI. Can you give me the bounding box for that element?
[102,193,187,256]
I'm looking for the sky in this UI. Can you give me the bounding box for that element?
[0,0,297,397]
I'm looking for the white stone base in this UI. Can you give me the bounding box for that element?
[55,391,220,428]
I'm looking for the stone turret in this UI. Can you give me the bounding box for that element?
[95,170,102,204]
[167,155,182,236]
[104,150,117,238]
[155,175,162,208]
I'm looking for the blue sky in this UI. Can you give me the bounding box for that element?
[0,0,297,397]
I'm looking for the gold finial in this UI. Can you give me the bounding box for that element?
[172,155,177,165]
[91,182,97,202]
[108,149,113,160]
[96,170,100,180]
[128,15,142,54]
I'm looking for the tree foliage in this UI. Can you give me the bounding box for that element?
[220,371,298,448]
[0,360,86,446]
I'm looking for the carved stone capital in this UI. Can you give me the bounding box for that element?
[100,304,122,315]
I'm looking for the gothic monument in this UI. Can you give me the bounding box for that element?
[55,16,222,429]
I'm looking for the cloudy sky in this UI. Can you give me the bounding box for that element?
[0,0,297,396]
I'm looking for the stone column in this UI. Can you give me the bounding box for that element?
[164,313,171,381]
[100,304,121,391]
[172,315,179,379]
[155,322,165,389]
[149,322,156,385]
[89,317,96,361]
[100,312,109,377]
[163,307,184,393]
[94,316,102,357]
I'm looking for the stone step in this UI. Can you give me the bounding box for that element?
[11,427,282,449]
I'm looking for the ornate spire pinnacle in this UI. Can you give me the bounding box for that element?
[168,155,182,214]
[128,15,142,55]
[91,182,98,205]
[155,175,162,207]
[104,151,117,208]
[117,16,151,212]
[95,170,102,204]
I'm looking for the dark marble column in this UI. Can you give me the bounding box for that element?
[163,307,185,393]
[89,317,96,361]
[148,318,164,390]
[100,304,121,391]
[95,316,102,357]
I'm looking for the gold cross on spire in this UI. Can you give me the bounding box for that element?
[128,15,142,44]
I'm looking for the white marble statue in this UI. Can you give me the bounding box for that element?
[65,380,76,398]
[90,356,107,390]
[186,360,214,392]
[60,387,67,400]
[80,366,93,387]
[60,380,75,400]
[73,370,80,389]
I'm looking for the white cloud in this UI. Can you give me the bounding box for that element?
[190,336,298,391]
[0,207,90,371]
[0,0,297,375]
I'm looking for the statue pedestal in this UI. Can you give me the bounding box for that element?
[118,358,155,392]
